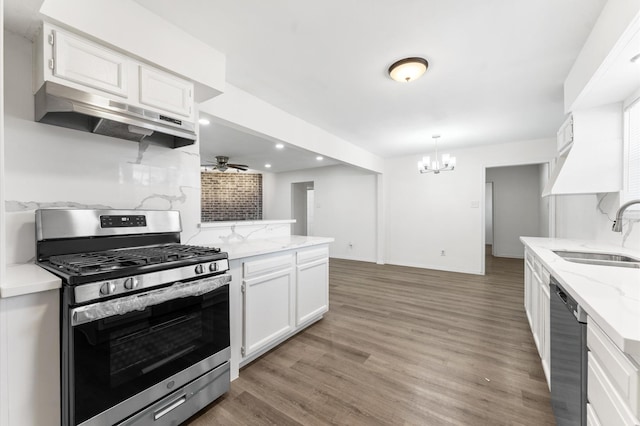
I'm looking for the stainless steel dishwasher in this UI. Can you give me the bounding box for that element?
[550,278,587,426]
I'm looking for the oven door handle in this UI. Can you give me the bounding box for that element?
[71,274,231,326]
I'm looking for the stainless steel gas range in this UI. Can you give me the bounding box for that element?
[35,209,231,426]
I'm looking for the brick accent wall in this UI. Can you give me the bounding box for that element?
[201,172,263,221]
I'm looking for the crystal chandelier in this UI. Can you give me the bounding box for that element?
[418,135,456,174]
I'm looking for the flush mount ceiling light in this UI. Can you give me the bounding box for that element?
[198,118,210,125]
[316,156,324,161]
[388,57,429,82]
[418,135,456,174]
[275,143,284,149]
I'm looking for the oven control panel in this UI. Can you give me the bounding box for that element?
[100,215,147,228]
[74,259,230,304]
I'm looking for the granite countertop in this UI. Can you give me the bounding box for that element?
[212,235,334,260]
[520,237,640,356]
[1,263,62,298]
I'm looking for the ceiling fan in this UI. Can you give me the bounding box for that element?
[202,156,249,172]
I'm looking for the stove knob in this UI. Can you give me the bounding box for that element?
[99,282,116,296]
[124,277,139,290]
[195,264,204,274]
[209,262,218,272]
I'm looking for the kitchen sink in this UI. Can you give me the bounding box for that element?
[553,250,640,269]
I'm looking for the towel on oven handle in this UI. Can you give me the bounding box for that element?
[71,274,231,326]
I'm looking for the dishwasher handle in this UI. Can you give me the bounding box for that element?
[552,280,587,323]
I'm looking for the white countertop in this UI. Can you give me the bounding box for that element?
[520,237,640,356]
[212,235,334,260]
[1,263,62,298]
[0,236,333,298]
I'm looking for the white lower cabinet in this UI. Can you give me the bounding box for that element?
[523,247,550,386]
[296,247,329,326]
[587,318,640,425]
[242,254,294,358]
[237,245,330,367]
[1,290,60,426]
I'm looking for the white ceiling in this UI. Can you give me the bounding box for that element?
[133,0,608,159]
[4,0,613,170]
[199,113,341,173]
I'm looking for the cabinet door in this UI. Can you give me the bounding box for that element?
[531,271,541,353]
[296,258,329,326]
[52,29,128,97]
[242,267,294,357]
[524,254,534,328]
[139,65,193,117]
[540,282,551,386]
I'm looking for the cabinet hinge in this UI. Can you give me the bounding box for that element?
[241,284,246,293]
[48,59,55,70]
[48,32,55,46]
[241,346,246,356]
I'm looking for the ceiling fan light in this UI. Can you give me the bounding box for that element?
[388,57,428,82]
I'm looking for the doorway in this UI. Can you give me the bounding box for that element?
[484,163,551,265]
[291,181,314,236]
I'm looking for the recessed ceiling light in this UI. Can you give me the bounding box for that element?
[275,143,284,149]
[265,163,272,168]
[388,57,429,83]
[198,118,210,125]
[316,156,324,161]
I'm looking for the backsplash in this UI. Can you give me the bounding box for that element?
[201,172,262,222]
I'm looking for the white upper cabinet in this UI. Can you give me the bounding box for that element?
[139,66,193,117]
[542,103,622,196]
[52,29,128,97]
[35,22,195,121]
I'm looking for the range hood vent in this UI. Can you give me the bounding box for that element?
[542,104,622,197]
[35,81,197,148]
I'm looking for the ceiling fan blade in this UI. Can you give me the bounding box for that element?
[228,163,249,171]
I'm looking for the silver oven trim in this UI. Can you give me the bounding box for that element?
[74,259,229,304]
[78,348,231,426]
[71,274,231,326]
[36,209,181,240]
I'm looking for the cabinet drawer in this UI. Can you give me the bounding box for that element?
[588,352,639,425]
[588,319,640,418]
[243,254,293,279]
[296,246,329,265]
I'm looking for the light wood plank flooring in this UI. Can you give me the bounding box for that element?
[185,256,555,425]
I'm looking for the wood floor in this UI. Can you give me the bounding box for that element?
[184,255,555,425]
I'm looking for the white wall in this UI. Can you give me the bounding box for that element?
[486,164,542,258]
[3,31,202,264]
[485,183,493,245]
[264,165,378,262]
[385,138,556,275]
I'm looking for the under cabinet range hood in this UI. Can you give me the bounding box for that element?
[34,81,197,148]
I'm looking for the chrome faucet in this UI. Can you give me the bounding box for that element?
[612,199,640,232]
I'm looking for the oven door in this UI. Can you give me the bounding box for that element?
[64,274,231,426]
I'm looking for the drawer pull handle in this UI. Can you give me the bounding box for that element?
[154,395,186,421]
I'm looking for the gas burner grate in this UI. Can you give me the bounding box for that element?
[49,244,221,274]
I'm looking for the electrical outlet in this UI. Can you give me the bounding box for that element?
[440,250,446,256]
